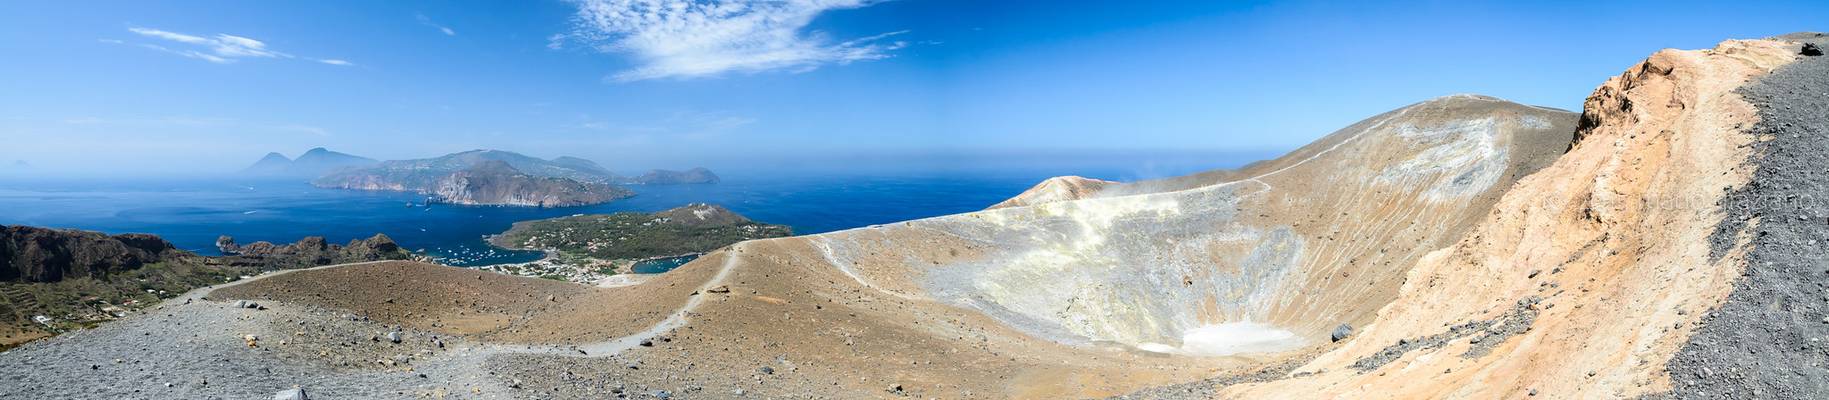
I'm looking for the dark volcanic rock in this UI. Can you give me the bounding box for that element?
[0,225,182,282]
[0,226,411,349]
[1660,33,1829,400]
[217,234,409,268]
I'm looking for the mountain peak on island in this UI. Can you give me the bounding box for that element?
[241,152,294,175]
[463,159,521,174]
[241,148,376,177]
[652,203,748,226]
[548,156,614,175]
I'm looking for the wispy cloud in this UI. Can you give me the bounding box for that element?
[127,27,286,62]
[416,13,457,36]
[551,0,908,82]
[116,27,351,66]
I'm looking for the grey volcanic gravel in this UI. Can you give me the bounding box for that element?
[1348,296,1540,371]
[1661,33,1829,399]
[0,298,513,399]
[1106,351,1319,400]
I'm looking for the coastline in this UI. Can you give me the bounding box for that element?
[466,242,706,285]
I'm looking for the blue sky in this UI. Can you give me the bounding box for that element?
[0,0,1823,175]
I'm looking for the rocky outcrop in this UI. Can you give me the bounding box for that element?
[0,224,410,284]
[216,233,409,268]
[0,226,411,350]
[0,225,181,282]
[987,175,1117,209]
[426,160,633,207]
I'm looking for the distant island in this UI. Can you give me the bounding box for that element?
[285,149,717,207]
[483,203,791,282]
[240,147,377,177]
[628,167,719,185]
[0,160,29,176]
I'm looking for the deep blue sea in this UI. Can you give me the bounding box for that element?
[0,157,1265,267]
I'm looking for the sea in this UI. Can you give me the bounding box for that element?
[0,155,1266,269]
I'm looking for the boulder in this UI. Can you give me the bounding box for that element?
[270,387,307,400]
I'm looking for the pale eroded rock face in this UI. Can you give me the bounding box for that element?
[428,160,633,207]
[1224,38,1798,399]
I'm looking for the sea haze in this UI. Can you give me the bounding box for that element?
[0,154,1266,266]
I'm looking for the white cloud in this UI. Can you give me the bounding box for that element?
[128,27,287,60]
[127,27,211,44]
[553,0,908,81]
[119,27,351,66]
[417,13,457,36]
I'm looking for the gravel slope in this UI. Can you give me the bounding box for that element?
[1663,33,1829,399]
[0,299,513,399]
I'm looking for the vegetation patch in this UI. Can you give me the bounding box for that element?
[491,203,791,261]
